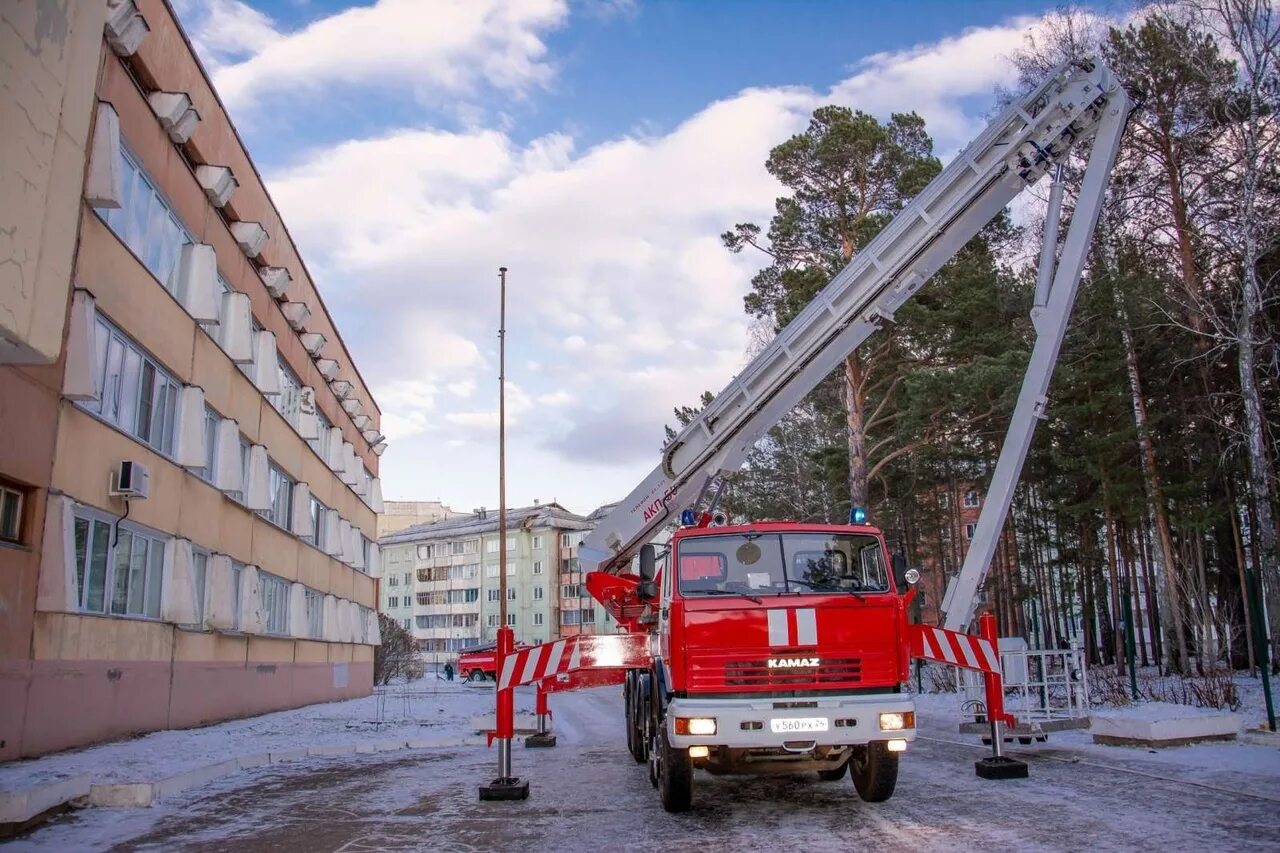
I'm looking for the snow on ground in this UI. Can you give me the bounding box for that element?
[10,685,1280,852]
[0,678,534,794]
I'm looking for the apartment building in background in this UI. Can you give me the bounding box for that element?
[378,503,616,664]
[0,0,387,760]
[376,499,465,538]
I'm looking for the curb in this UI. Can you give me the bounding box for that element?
[56,736,486,814]
[0,774,92,826]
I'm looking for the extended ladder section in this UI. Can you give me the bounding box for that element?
[581,59,1132,607]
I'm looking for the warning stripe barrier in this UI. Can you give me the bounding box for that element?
[498,632,650,690]
[909,625,1001,674]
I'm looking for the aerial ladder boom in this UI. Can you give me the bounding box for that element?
[581,59,1131,628]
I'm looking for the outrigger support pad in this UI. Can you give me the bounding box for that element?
[975,756,1029,780]
[479,776,530,801]
[524,733,557,748]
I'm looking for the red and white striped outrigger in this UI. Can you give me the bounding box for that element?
[484,611,1015,749]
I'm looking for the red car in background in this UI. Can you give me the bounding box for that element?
[456,641,532,682]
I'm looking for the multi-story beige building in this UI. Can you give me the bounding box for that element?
[379,503,616,665]
[0,0,386,760]
[377,499,465,538]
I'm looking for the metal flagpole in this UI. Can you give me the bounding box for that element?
[480,266,529,800]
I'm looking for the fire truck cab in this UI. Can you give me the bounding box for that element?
[628,520,920,811]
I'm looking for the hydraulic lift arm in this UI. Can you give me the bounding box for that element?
[580,59,1132,631]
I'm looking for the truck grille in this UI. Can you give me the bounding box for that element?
[722,658,863,687]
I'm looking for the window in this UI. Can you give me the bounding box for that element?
[581,608,596,623]
[0,484,24,544]
[533,585,543,600]
[72,510,164,618]
[416,568,430,583]
[486,539,499,554]
[532,637,542,646]
[402,618,411,630]
[507,588,517,601]
[259,572,290,635]
[449,541,463,556]
[533,612,543,626]
[965,523,977,541]
[230,560,244,631]
[273,356,303,427]
[532,560,543,575]
[963,490,980,509]
[562,610,581,626]
[404,572,411,584]
[260,463,294,528]
[506,614,516,626]
[487,614,499,627]
[938,492,950,510]
[561,533,572,547]
[195,405,220,483]
[307,408,332,463]
[388,574,400,587]
[85,314,180,456]
[464,539,478,554]
[453,564,478,580]
[485,564,498,578]
[417,544,434,560]
[95,146,191,291]
[306,495,329,549]
[191,550,208,624]
[562,584,580,599]
[940,526,952,543]
[487,589,500,602]
[305,589,324,638]
[532,535,543,550]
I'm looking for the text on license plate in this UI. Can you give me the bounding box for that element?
[770,717,829,734]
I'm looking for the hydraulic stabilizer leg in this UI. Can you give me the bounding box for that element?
[479,626,530,800]
[525,682,556,748]
[974,613,1029,780]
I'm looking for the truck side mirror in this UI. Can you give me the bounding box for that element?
[892,553,919,590]
[639,544,656,581]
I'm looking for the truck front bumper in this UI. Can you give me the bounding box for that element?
[666,693,916,750]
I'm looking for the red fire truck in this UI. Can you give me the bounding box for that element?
[480,57,1130,810]
[624,521,920,809]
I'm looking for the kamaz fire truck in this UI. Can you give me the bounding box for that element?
[479,57,1132,811]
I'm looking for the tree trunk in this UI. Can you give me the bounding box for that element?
[844,352,870,511]
[1115,294,1190,673]
[1104,501,1126,675]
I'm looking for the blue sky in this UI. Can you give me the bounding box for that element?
[173,0,1106,516]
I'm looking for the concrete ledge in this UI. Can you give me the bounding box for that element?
[308,744,357,758]
[0,774,92,825]
[268,748,309,763]
[236,753,270,771]
[153,760,240,801]
[88,782,154,808]
[1241,726,1280,748]
[1092,705,1240,747]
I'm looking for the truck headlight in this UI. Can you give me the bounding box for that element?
[675,717,717,736]
[879,712,915,731]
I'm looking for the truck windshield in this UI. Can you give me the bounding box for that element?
[677,532,889,597]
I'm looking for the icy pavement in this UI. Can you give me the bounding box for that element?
[8,686,1280,851]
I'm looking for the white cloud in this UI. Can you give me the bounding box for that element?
[182,0,568,111]
[261,12,1073,511]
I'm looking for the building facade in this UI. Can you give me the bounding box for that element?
[377,499,465,538]
[378,503,616,664]
[0,0,386,760]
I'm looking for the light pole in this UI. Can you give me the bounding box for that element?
[480,266,528,800]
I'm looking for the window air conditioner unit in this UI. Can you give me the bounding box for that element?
[111,460,150,499]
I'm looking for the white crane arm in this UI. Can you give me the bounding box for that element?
[582,59,1130,581]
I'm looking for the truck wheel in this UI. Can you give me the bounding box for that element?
[625,679,644,763]
[469,669,485,682]
[850,743,898,803]
[658,728,693,813]
[817,761,848,781]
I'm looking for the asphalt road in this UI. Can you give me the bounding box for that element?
[15,687,1280,852]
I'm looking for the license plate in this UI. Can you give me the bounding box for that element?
[770,717,829,734]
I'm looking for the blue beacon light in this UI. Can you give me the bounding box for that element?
[850,506,868,525]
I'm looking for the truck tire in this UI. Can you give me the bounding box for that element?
[469,669,485,682]
[850,743,898,803]
[817,761,848,781]
[658,727,693,812]
[625,675,645,763]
